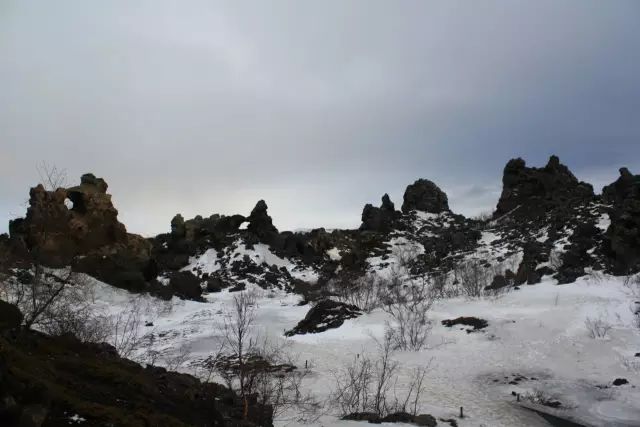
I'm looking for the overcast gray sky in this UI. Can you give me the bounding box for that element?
[1,1,639,236]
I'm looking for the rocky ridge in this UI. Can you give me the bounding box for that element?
[2,156,639,302]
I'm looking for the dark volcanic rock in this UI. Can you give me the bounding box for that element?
[402,179,450,213]
[602,168,640,273]
[515,242,545,285]
[170,213,186,239]
[0,309,272,427]
[603,168,638,206]
[442,316,489,331]
[7,174,154,291]
[0,300,23,330]
[495,156,594,219]
[205,276,227,292]
[557,224,599,284]
[247,200,280,244]
[360,194,399,232]
[9,174,135,265]
[342,412,437,426]
[486,274,508,291]
[169,271,203,300]
[285,299,362,336]
[613,378,629,386]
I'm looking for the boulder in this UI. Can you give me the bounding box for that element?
[613,378,629,386]
[285,300,362,336]
[486,274,508,291]
[413,414,438,427]
[442,316,488,331]
[169,271,203,300]
[402,179,449,213]
[206,276,227,292]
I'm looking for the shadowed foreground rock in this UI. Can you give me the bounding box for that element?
[8,174,155,292]
[0,303,273,427]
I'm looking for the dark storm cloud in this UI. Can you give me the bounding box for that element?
[1,1,639,235]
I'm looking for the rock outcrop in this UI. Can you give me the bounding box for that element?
[154,212,247,274]
[8,174,154,290]
[402,179,449,213]
[495,156,594,218]
[247,200,279,244]
[360,193,399,232]
[170,212,246,242]
[602,168,640,273]
[284,299,362,336]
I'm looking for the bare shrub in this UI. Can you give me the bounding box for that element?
[2,266,102,334]
[4,266,74,330]
[163,343,193,371]
[331,352,374,416]
[393,245,420,272]
[585,268,605,284]
[429,271,448,299]
[204,291,319,422]
[484,264,514,301]
[585,316,612,339]
[455,259,491,299]
[331,272,381,313]
[472,211,493,231]
[380,277,434,351]
[331,332,429,418]
[429,271,462,299]
[632,303,640,330]
[473,211,493,223]
[41,301,111,343]
[620,356,640,373]
[109,300,145,358]
[36,161,67,190]
[623,273,640,299]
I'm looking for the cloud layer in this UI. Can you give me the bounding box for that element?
[2,1,639,235]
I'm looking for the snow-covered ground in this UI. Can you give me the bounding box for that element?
[86,272,640,427]
[181,239,320,284]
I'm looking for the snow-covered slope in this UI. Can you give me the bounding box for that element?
[87,273,640,427]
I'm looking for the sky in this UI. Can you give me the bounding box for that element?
[1,1,639,236]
